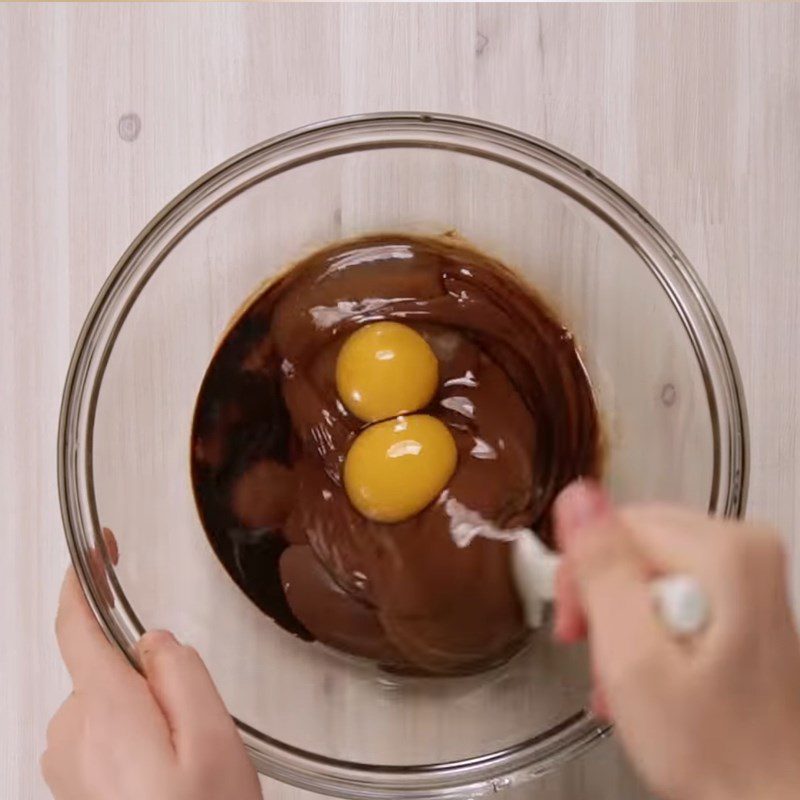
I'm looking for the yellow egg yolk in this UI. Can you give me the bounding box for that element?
[336,321,438,423]
[343,415,457,523]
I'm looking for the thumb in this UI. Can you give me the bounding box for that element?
[137,631,240,760]
[556,482,675,688]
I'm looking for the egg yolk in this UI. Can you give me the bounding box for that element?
[336,321,438,422]
[344,415,457,523]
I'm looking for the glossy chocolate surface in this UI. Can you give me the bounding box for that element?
[191,234,600,675]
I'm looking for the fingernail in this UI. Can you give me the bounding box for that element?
[552,606,588,644]
[553,612,571,643]
[102,528,119,565]
[590,685,611,720]
[556,480,609,533]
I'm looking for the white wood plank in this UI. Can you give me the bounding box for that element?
[3,4,799,799]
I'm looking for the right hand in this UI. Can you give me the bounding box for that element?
[553,482,800,800]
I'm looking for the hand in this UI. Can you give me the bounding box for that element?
[553,482,800,800]
[42,568,262,800]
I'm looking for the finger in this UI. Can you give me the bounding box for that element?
[102,527,119,565]
[138,631,239,760]
[553,562,586,643]
[560,483,676,687]
[45,693,83,749]
[588,653,611,720]
[590,684,610,720]
[623,506,789,637]
[555,478,613,551]
[56,569,133,690]
[40,748,83,800]
[622,504,775,579]
[41,695,85,800]
[620,504,722,572]
[88,528,120,608]
[552,480,608,642]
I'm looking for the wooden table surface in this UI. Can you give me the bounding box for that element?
[2,3,799,799]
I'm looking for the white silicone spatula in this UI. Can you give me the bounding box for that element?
[511,529,710,636]
[443,497,710,636]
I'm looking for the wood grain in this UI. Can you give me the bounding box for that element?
[2,4,800,799]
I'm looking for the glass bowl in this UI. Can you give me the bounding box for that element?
[59,113,748,799]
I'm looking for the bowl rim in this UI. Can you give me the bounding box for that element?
[58,111,749,799]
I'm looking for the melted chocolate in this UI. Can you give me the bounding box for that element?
[191,234,601,675]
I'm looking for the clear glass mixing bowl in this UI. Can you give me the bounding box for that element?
[59,113,748,799]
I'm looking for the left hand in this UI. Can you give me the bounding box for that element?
[42,568,262,800]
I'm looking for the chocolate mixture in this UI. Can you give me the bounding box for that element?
[191,234,601,675]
